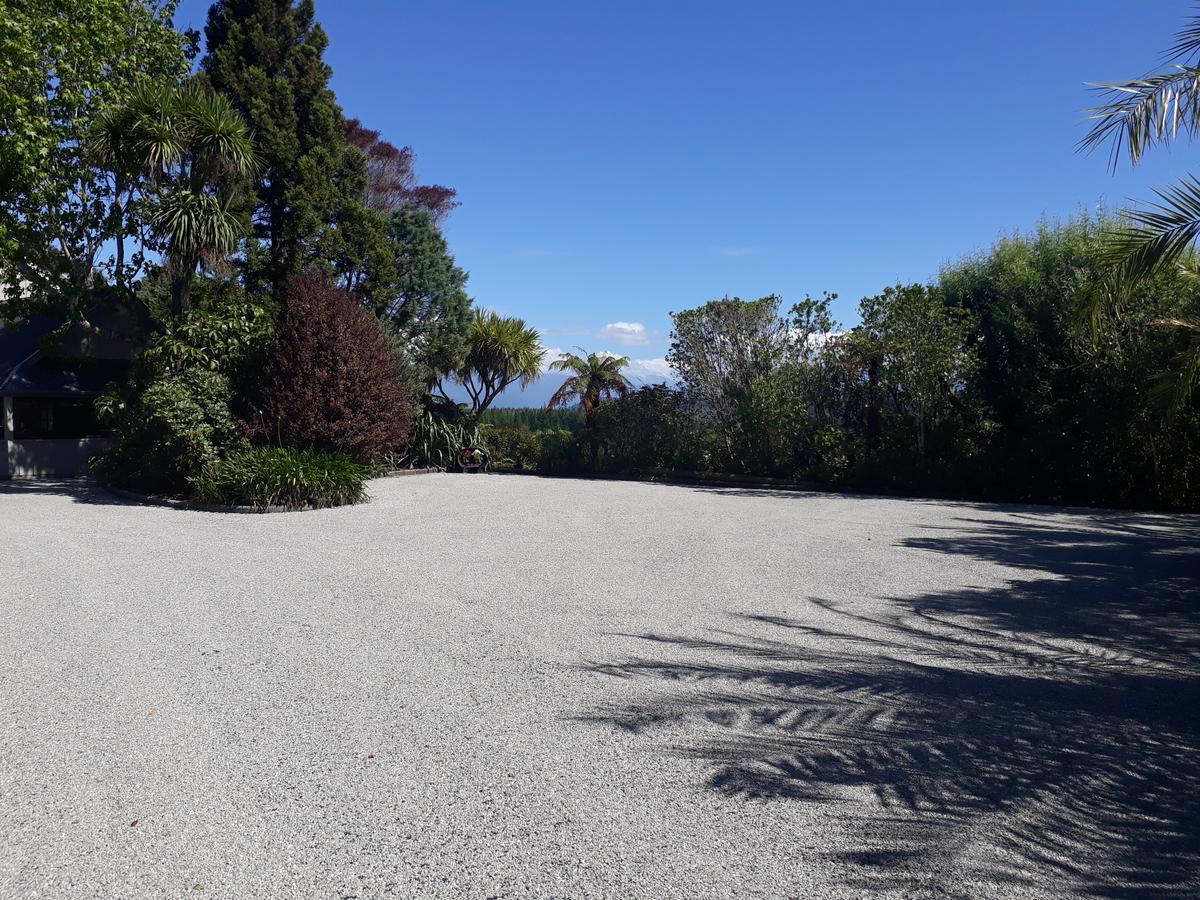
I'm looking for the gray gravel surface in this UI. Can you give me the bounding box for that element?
[1,474,1197,899]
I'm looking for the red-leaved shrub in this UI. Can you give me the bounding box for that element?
[252,273,413,462]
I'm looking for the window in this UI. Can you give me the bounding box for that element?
[11,398,105,439]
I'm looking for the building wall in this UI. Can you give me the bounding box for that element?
[3,437,110,478]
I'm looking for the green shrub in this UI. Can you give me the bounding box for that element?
[93,369,244,493]
[483,425,542,469]
[536,428,579,474]
[405,405,483,469]
[191,448,367,509]
[92,300,272,494]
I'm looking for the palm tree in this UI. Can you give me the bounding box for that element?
[1081,4,1200,405]
[546,348,632,425]
[449,309,545,416]
[92,81,256,318]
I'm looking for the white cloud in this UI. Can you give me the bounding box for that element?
[538,345,674,386]
[625,357,674,385]
[539,346,567,373]
[596,321,654,346]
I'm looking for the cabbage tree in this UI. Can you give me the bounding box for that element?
[91,81,256,318]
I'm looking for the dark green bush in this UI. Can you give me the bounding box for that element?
[93,369,244,493]
[484,425,542,469]
[536,428,579,474]
[92,299,272,494]
[191,448,368,509]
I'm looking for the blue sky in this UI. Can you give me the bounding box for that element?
[175,0,1194,404]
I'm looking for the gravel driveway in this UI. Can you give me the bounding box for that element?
[1,474,1197,899]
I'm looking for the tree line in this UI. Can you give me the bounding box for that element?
[527,217,1198,510]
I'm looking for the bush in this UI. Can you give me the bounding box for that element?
[92,299,271,494]
[483,425,542,469]
[191,447,367,509]
[404,401,484,469]
[251,273,414,462]
[93,369,244,493]
[537,428,579,474]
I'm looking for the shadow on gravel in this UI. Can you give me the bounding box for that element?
[581,514,1200,897]
[0,477,139,506]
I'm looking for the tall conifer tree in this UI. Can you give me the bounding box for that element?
[200,0,363,294]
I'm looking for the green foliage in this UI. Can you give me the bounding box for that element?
[587,385,709,473]
[938,216,1200,505]
[92,297,268,493]
[191,447,366,509]
[93,368,243,493]
[546,349,632,424]
[483,426,542,470]
[201,0,365,295]
[343,207,472,384]
[143,298,274,395]
[668,295,790,470]
[405,405,484,469]
[560,220,1198,508]
[1078,6,1200,402]
[0,0,193,316]
[480,407,584,431]
[536,429,580,475]
[448,310,545,416]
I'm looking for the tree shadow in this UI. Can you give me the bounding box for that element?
[579,513,1200,897]
[0,477,143,506]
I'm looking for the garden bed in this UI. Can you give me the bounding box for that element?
[103,467,439,513]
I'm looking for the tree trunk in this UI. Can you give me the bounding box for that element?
[170,254,198,319]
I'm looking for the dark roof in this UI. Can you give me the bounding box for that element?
[0,317,60,380]
[2,356,129,397]
[0,317,131,397]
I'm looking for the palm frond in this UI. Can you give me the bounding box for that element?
[1148,318,1200,413]
[1103,175,1200,283]
[1080,66,1200,166]
[549,352,588,374]
[182,86,259,177]
[546,377,582,411]
[1167,5,1200,61]
[154,191,240,263]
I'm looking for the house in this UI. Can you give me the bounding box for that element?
[0,308,137,478]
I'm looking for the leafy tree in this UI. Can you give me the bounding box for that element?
[376,207,472,384]
[201,0,364,295]
[857,283,977,461]
[345,119,458,221]
[546,349,632,425]
[939,217,1200,505]
[251,273,414,461]
[0,0,193,317]
[1081,3,1200,403]
[91,82,257,317]
[667,295,789,467]
[448,310,544,417]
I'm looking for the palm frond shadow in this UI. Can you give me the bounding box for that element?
[580,514,1200,896]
